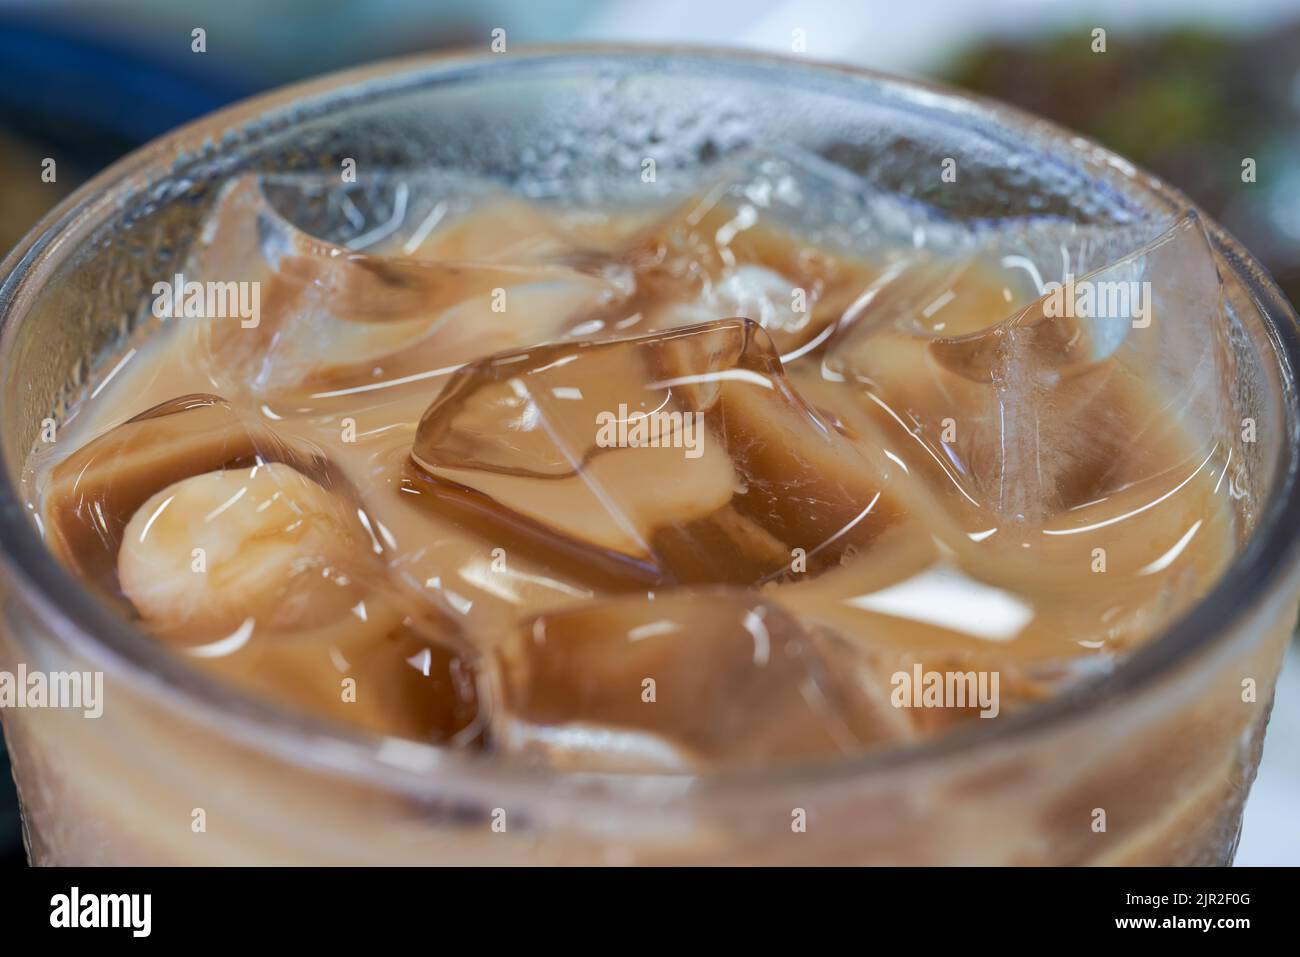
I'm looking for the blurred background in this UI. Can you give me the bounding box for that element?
[1,0,1297,865]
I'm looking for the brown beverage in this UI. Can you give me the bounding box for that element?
[25,150,1239,775]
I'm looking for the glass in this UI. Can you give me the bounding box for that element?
[1,47,1297,865]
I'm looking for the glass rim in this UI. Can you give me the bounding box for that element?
[2,43,1298,803]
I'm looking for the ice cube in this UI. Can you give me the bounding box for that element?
[256,168,492,254]
[258,167,646,262]
[117,461,374,644]
[561,150,894,360]
[408,317,898,588]
[41,394,387,634]
[182,176,629,402]
[43,388,481,740]
[207,617,481,744]
[762,512,1217,728]
[823,213,1232,540]
[486,589,910,770]
[764,520,1097,666]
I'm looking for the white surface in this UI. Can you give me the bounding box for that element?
[1236,636,1300,865]
[577,0,1300,75]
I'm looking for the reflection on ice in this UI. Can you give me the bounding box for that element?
[844,566,1034,643]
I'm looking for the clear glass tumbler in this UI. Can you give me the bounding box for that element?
[1,47,1297,865]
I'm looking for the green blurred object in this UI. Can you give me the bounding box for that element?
[0,131,76,256]
[946,23,1300,307]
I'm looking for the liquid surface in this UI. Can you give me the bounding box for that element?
[26,150,1240,771]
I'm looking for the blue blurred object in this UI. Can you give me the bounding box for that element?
[0,12,259,168]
